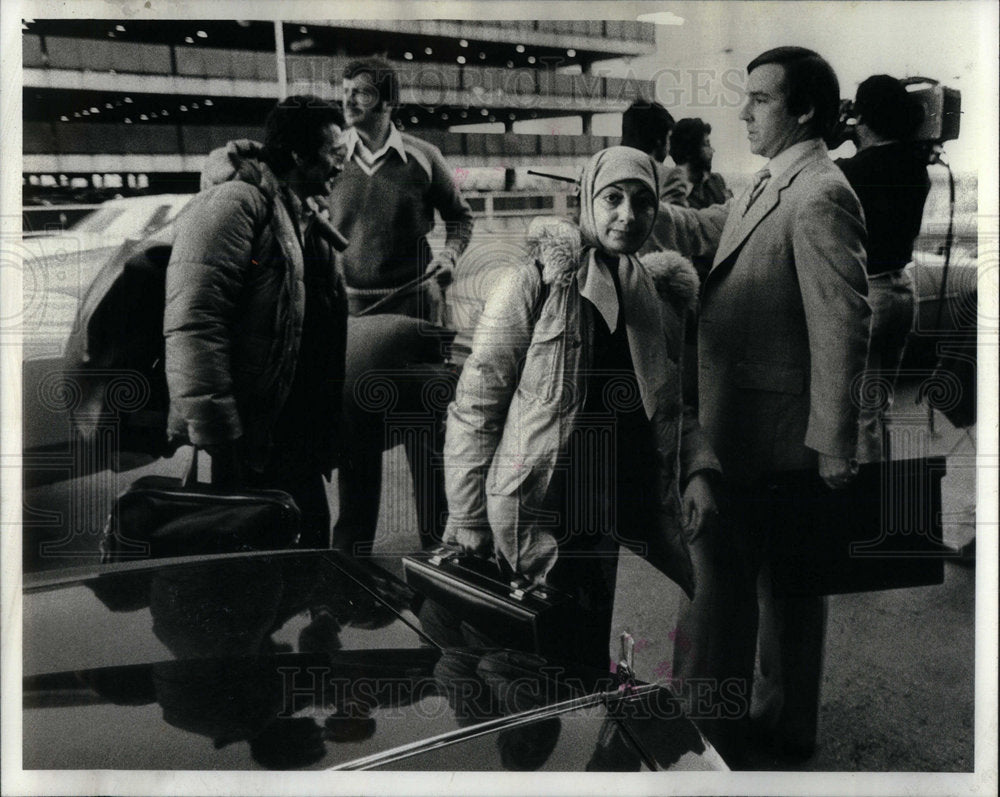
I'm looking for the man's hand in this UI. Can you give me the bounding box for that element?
[681,472,718,542]
[427,251,457,288]
[442,524,493,558]
[818,453,859,490]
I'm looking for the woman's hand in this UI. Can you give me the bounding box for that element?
[681,472,718,542]
[442,524,494,558]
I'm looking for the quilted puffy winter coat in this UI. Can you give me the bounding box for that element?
[164,141,345,472]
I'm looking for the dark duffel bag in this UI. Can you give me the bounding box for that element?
[403,545,580,656]
[101,449,301,563]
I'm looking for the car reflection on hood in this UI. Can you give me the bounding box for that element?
[22,550,727,772]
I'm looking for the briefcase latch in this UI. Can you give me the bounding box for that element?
[429,547,462,567]
[508,578,548,602]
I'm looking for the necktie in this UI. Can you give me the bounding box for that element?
[742,168,771,215]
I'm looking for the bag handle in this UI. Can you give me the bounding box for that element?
[182,446,200,488]
[427,544,538,598]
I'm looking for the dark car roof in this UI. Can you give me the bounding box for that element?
[22,550,725,771]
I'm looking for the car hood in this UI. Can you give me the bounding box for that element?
[22,550,725,771]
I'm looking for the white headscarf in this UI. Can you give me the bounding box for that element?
[576,147,659,332]
[578,146,659,251]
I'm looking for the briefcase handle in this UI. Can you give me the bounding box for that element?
[181,446,201,488]
[425,544,554,602]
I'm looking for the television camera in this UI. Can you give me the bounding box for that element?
[827,77,961,164]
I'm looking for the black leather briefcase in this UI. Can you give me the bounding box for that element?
[767,457,951,596]
[402,546,579,655]
[100,449,301,563]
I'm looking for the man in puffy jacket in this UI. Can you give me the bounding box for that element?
[164,96,348,548]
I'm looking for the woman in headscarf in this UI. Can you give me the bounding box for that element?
[443,147,720,669]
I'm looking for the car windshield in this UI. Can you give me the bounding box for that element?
[69,205,127,234]
[69,200,184,239]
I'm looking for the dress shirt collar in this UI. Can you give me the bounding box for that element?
[344,124,408,164]
[765,137,826,183]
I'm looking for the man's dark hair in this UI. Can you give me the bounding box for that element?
[855,74,923,141]
[621,99,675,154]
[670,118,712,165]
[262,94,344,175]
[747,46,841,139]
[343,56,400,108]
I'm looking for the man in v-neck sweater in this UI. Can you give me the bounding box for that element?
[329,58,474,556]
[328,57,474,320]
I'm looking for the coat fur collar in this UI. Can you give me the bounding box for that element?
[526,216,700,315]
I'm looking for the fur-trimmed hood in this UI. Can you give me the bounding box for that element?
[200,139,279,197]
[526,216,700,315]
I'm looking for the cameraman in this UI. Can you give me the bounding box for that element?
[836,75,930,461]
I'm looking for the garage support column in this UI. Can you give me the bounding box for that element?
[504,119,517,190]
[274,20,287,100]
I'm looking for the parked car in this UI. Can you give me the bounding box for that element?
[22,548,728,772]
[20,194,193,369]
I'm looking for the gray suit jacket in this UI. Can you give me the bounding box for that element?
[687,139,871,484]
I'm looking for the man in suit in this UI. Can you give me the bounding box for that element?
[661,47,871,763]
